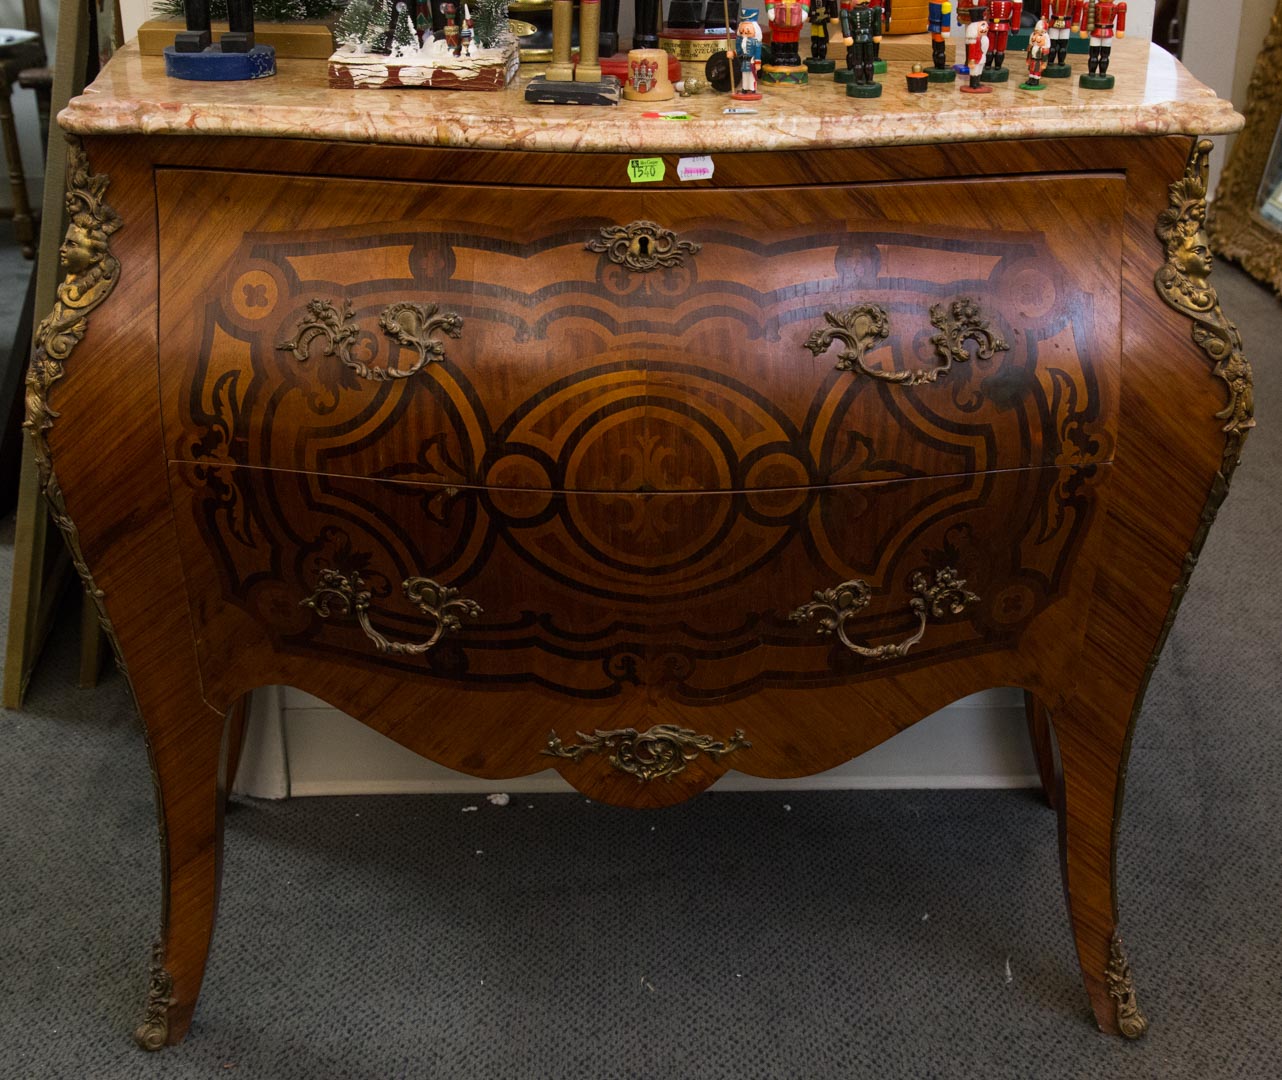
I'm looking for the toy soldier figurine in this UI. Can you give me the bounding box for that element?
[1073,0,1125,88]
[951,2,978,72]
[415,0,435,45]
[458,2,473,54]
[806,0,837,74]
[762,0,809,86]
[982,0,1021,80]
[960,9,990,92]
[927,1,953,74]
[1042,0,1073,73]
[869,0,890,71]
[1022,17,1050,88]
[838,0,883,97]
[732,7,764,99]
[442,1,461,51]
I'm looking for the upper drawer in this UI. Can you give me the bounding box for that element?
[158,168,1122,490]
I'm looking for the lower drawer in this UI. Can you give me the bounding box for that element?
[169,462,1108,802]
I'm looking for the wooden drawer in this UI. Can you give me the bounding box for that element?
[159,169,1122,491]
[169,459,1107,710]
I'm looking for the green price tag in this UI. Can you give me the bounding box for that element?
[627,158,666,183]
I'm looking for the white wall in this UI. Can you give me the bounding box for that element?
[120,0,147,37]
[1181,0,1275,194]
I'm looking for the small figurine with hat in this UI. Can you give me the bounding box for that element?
[960,6,991,93]
[732,7,764,99]
[1022,18,1050,89]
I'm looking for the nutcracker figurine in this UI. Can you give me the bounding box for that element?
[960,11,990,92]
[442,1,461,51]
[870,0,890,72]
[952,2,979,72]
[927,2,954,77]
[1042,0,1074,74]
[806,0,837,74]
[457,3,473,55]
[762,0,809,87]
[1021,17,1050,88]
[1073,0,1125,89]
[732,7,764,100]
[838,0,883,97]
[981,0,1021,81]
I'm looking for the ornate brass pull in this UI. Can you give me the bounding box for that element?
[543,724,750,782]
[279,298,463,382]
[789,567,979,660]
[586,221,701,272]
[803,297,1009,385]
[301,567,482,656]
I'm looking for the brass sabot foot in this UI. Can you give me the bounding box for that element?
[1106,930,1149,1039]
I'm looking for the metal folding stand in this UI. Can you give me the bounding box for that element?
[3,0,120,708]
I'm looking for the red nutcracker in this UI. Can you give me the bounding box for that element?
[960,13,990,93]
[764,0,807,70]
[985,1,1021,75]
[1073,0,1125,85]
[1042,0,1074,70]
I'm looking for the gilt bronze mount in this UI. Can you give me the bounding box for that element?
[789,567,980,660]
[804,297,1010,385]
[279,298,463,383]
[586,221,701,272]
[544,724,751,781]
[301,568,482,657]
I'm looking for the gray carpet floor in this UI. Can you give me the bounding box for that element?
[1,260,1279,1079]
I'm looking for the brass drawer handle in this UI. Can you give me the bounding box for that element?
[789,567,979,660]
[301,567,482,656]
[279,298,463,383]
[544,724,750,782]
[804,297,1009,385]
[586,220,701,272]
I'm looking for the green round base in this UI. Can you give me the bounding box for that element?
[1079,72,1115,90]
[926,66,957,83]
[1043,63,1072,78]
[873,58,887,74]
[980,66,1010,83]
[833,68,855,83]
[805,58,836,74]
[1019,80,1046,91]
[846,81,882,98]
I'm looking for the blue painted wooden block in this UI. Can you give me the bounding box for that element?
[163,44,276,81]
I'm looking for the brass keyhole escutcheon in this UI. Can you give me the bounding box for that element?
[586,221,700,272]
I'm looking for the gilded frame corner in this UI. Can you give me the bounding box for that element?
[1208,0,1282,293]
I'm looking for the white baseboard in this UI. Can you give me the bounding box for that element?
[232,687,1040,799]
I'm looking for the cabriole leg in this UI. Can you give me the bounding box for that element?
[1052,697,1149,1039]
[134,697,232,1049]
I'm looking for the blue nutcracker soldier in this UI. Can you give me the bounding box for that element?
[929,2,952,71]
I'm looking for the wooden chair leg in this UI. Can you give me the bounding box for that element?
[1052,695,1149,1040]
[1023,690,1059,810]
[0,63,37,258]
[133,693,233,1049]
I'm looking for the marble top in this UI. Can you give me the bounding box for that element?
[60,36,1242,153]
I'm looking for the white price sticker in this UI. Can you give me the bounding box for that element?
[676,156,715,182]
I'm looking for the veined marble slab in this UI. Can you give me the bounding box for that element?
[61,36,1240,153]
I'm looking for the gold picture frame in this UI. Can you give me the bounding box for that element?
[1209,0,1282,293]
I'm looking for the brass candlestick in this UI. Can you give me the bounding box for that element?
[578,0,603,80]
[548,0,576,80]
